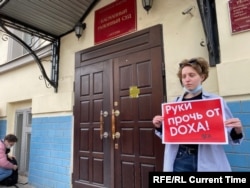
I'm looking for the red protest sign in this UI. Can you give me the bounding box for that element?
[162,98,227,144]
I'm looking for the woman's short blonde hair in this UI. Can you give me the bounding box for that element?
[177,57,209,83]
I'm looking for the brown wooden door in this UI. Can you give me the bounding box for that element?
[73,25,165,188]
[73,60,113,188]
[113,48,164,188]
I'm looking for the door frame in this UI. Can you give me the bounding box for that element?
[14,108,32,176]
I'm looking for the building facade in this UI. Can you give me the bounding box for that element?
[0,0,250,187]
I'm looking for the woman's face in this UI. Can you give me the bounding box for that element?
[4,140,15,149]
[181,66,204,90]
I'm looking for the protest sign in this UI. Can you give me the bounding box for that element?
[162,98,228,144]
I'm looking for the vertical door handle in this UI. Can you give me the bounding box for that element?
[100,110,104,139]
[112,109,120,140]
[112,109,115,139]
[100,110,108,139]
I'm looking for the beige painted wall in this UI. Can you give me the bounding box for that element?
[216,0,250,101]
[61,0,213,101]
[1,0,250,119]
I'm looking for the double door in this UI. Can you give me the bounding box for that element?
[73,25,165,188]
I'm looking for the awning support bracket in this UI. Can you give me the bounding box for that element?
[0,21,59,92]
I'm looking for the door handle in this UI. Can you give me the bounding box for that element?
[112,109,120,140]
[114,132,120,139]
[100,110,109,139]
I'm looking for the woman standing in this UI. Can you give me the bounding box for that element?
[152,57,243,172]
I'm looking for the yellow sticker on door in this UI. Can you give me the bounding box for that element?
[129,86,140,98]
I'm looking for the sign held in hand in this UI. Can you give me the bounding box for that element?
[162,98,228,144]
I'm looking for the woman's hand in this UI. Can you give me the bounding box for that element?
[152,115,163,128]
[13,165,18,170]
[225,118,243,134]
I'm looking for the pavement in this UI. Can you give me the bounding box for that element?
[0,175,34,188]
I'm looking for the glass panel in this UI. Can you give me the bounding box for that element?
[27,112,32,127]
